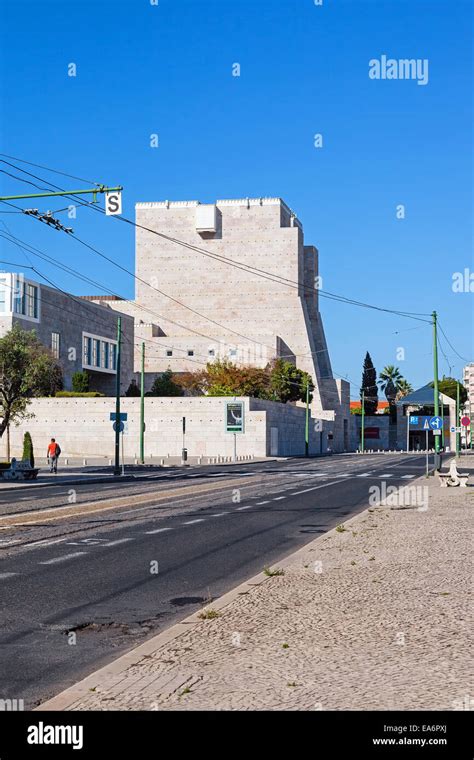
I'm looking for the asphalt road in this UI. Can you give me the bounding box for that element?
[0,453,428,708]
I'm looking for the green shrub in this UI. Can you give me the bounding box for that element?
[71,371,90,393]
[22,431,34,467]
[55,391,105,398]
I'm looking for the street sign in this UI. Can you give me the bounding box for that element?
[429,416,443,430]
[450,426,462,433]
[113,421,124,433]
[423,419,430,430]
[225,401,244,433]
[105,190,122,216]
[409,416,419,425]
[110,412,128,421]
[432,429,442,436]
[461,416,471,427]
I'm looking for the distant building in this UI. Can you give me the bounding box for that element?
[350,400,389,414]
[89,197,350,452]
[463,363,474,420]
[0,272,134,395]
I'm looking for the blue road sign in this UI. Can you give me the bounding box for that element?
[409,416,419,425]
[113,421,125,433]
[110,412,128,422]
[429,416,443,430]
[423,419,430,430]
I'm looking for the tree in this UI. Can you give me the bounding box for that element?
[395,378,413,402]
[360,352,378,415]
[431,376,468,406]
[125,379,140,397]
[22,431,34,467]
[72,371,89,393]
[378,365,404,420]
[0,326,63,439]
[268,359,313,404]
[148,369,184,396]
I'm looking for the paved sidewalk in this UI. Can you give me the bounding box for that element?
[40,462,472,711]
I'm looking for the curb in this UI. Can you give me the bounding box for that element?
[36,470,430,712]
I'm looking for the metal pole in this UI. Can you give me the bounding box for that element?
[361,390,365,453]
[406,412,409,453]
[114,317,122,476]
[426,430,429,476]
[456,381,460,458]
[305,379,309,457]
[0,185,123,202]
[140,342,145,464]
[432,311,440,459]
[233,433,237,463]
[121,430,125,476]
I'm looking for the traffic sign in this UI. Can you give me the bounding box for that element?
[429,416,443,430]
[113,421,124,433]
[461,416,471,427]
[110,412,128,421]
[409,416,419,425]
[105,190,122,216]
[450,426,462,433]
[433,430,442,436]
[423,419,430,430]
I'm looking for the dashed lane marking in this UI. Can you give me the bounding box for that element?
[236,505,253,511]
[182,519,206,525]
[273,496,286,501]
[0,572,18,579]
[39,552,87,565]
[356,473,372,477]
[401,474,416,479]
[102,538,134,547]
[144,527,173,535]
[256,501,270,505]
[210,513,228,517]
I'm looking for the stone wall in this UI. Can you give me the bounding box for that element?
[2,397,336,460]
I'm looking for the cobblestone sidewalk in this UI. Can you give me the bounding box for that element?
[40,462,473,711]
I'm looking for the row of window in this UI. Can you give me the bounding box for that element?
[0,277,39,319]
[165,348,237,358]
[83,335,117,371]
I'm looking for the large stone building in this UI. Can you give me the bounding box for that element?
[90,197,350,451]
[0,272,134,395]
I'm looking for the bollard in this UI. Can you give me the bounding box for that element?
[160,458,164,466]
[83,458,87,466]
[65,457,69,466]
[108,458,112,466]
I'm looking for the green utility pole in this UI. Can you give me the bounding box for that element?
[305,379,310,457]
[361,391,365,453]
[0,185,123,203]
[140,342,145,464]
[432,311,441,465]
[114,317,122,476]
[456,381,460,458]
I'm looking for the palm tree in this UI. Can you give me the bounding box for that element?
[378,365,403,406]
[395,379,413,402]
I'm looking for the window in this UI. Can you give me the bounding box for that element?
[166,350,173,357]
[0,281,6,314]
[208,349,215,357]
[187,349,194,356]
[26,284,38,318]
[102,342,109,369]
[229,348,237,357]
[51,332,60,359]
[93,339,101,367]
[83,335,92,366]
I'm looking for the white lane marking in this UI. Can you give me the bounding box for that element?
[39,552,87,565]
[207,473,226,478]
[102,538,133,547]
[378,474,393,478]
[338,473,352,477]
[401,474,416,479]
[145,527,172,535]
[0,572,18,579]
[210,512,227,517]
[20,537,66,550]
[273,496,285,501]
[292,487,319,495]
[236,505,253,511]
[256,501,270,505]
[356,473,372,477]
[182,519,205,525]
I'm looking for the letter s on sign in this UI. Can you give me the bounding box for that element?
[105,191,122,215]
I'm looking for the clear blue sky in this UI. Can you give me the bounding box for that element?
[0,0,472,398]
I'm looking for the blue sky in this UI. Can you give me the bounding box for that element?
[0,0,472,398]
